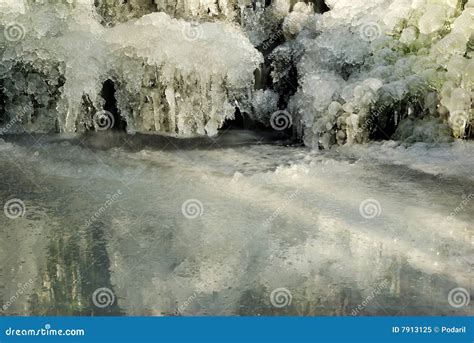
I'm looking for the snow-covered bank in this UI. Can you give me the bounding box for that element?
[0,133,472,315]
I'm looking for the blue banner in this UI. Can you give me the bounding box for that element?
[0,317,472,342]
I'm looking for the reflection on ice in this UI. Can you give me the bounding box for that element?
[0,132,472,316]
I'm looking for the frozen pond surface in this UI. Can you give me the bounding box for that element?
[0,131,472,316]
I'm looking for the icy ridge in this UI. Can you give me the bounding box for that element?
[0,0,262,135]
[287,0,473,148]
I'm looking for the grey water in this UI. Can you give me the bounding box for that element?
[0,131,472,316]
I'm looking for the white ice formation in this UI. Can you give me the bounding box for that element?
[0,0,473,147]
[287,0,473,148]
[0,0,262,136]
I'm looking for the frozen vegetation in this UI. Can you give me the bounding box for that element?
[0,0,472,147]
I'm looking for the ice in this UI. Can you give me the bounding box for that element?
[288,0,473,148]
[0,133,472,315]
[251,89,279,123]
[0,0,473,144]
[1,0,473,319]
[96,0,239,24]
[104,13,262,135]
[0,0,262,136]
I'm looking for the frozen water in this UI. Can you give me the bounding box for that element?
[288,0,473,148]
[1,0,472,147]
[0,0,472,320]
[0,133,472,315]
[0,0,262,136]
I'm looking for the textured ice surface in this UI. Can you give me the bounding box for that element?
[288,0,473,148]
[0,133,472,315]
[1,0,473,145]
[0,0,262,136]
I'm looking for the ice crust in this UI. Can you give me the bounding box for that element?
[0,0,262,136]
[0,0,473,146]
[1,134,472,315]
[288,0,473,148]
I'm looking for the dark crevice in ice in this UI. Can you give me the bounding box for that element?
[101,79,127,131]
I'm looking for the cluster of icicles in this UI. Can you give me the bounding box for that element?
[0,0,472,147]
